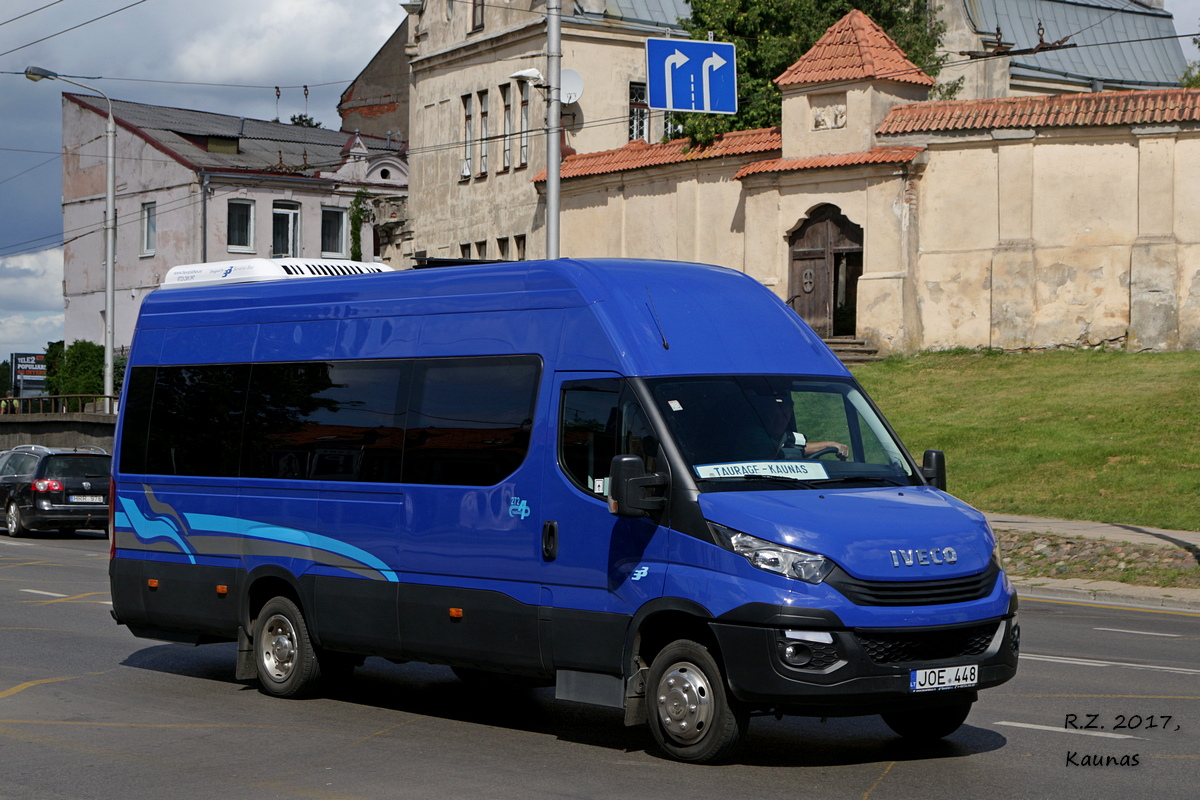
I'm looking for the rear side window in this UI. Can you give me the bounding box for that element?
[119,355,540,487]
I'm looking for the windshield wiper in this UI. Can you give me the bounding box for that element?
[806,476,907,487]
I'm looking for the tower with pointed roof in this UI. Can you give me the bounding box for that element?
[775,9,933,160]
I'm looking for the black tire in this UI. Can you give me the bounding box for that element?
[253,596,321,698]
[646,639,748,764]
[882,701,973,740]
[6,503,27,538]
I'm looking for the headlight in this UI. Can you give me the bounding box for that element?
[710,522,834,584]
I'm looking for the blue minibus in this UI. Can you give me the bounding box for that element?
[109,256,1018,763]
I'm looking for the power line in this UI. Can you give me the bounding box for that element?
[0,0,66,29]
[0,0,154,59]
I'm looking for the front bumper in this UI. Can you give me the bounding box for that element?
[711,613,1020,716]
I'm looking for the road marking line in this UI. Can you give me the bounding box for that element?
[19,589,67,597]
[0,676,75,699]
[0,540,35,547]
[30,591,109,604]
[861,761,895,800]
[1024,597,1200,618]
[996,721,1143,740]
[1094,627,1181,637]
[1021,653,1200,675]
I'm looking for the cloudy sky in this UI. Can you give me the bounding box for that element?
[0,0,403,358]
[1,0,1198,360]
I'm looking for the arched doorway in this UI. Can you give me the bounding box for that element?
[788,205,864,338]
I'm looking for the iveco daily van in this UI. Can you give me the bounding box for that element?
[109,256,1018,763]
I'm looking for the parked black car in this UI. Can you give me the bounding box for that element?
[0,445,111,537]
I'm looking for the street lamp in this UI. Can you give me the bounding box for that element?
[25,66,116,413]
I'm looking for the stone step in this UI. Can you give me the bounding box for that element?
[822,337,884,364]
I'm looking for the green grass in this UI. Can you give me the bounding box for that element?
[850,350,1200,532]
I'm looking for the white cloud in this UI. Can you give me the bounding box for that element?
[0,248,65,357]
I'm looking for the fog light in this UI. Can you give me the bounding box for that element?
[782,643,812,667]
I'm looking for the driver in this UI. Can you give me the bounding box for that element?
[758,394,849,460]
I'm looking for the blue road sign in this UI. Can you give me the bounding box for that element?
[646,38,737,115]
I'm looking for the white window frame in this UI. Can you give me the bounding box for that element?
[321,207,348,258]
[478,89,489,176]
[227,199,255,253]
[519,82,529,168]
[461,94,474,180]
[629,82,649,142]
[272,201,301,258]
[140,201,156,256]
[501,83,512,171]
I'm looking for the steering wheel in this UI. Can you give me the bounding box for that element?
[806,446,847,461]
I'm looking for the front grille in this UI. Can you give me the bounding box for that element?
[826,561,999,606]
[856,621,999,664]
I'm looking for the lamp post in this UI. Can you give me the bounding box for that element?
[25,66,116,412]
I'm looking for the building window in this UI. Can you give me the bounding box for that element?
[461,94,474,180]
[664,111,684,141]
[501,84,512,171]
[514,234,526,261]
[497,237,509,261]
[629,82,649,142]
[471,0,484,31]
[140,202,156,256]
[322,208,347,257]
[478,90,489,176]
[228,200,254,252]
[272,201,300,258]
[460,243,472,259]
[475,240,487,260]
[519,82,529,168]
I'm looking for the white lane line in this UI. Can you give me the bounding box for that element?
[18,589,68,598]
[1093,627,1181,638]
[0,539,35,546]
[996,721,1143,740]
[1022,653,1200,675]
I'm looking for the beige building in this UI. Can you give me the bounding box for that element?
[392,0,690,264]
[548,10,1200,353]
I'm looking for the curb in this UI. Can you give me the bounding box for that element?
[1010,576,1200,612]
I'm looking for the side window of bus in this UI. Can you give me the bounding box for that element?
[134,364,251,477]
[559,379,658,497]
[403,356,541,486]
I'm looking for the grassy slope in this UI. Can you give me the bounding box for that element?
[850,350,1200,532]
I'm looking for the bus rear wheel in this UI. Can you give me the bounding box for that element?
[253,596,321,698]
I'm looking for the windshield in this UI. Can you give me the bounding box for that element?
[645,376,918,490]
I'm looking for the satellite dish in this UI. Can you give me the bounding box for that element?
[561,69,585,105]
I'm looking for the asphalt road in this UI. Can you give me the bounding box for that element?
[1,533,1197,800]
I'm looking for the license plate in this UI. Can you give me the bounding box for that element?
[910,664,978,693]
[69,495,104,503]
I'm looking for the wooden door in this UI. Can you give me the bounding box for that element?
[788,206,863,338]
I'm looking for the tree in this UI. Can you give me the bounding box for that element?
[677,1,953,145]
[0,360,10,396]
[45,340,104,398]
[289,113,323,128]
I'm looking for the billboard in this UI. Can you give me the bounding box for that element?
[10,353,47,397]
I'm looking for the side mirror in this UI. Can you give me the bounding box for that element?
[607,455,668,518]
[921,449,947,491]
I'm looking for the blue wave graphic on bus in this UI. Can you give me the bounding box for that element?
[117,494,197,564]
[116,490,397,581]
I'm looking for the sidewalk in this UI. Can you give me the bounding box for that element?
[984,513,1200,612]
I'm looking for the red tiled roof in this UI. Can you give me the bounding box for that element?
[734,146,925,179]
[879,88,1200,134]
[775,9,933,88]
[535,128,782,182]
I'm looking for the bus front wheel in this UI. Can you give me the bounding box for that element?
[646,639,747,764]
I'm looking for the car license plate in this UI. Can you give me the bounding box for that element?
[69,495,104,503]
[910,664,978,693]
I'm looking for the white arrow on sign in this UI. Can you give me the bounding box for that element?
[663,49,689,111]
[702,52,727,112]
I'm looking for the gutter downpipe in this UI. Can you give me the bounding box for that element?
[546,0,561,259]
[200,171,209,263]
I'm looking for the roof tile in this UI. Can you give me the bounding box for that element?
[775,9,933,88]
[733,146,924,179]
[536,128,782,182]
[878,89,1200,134]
